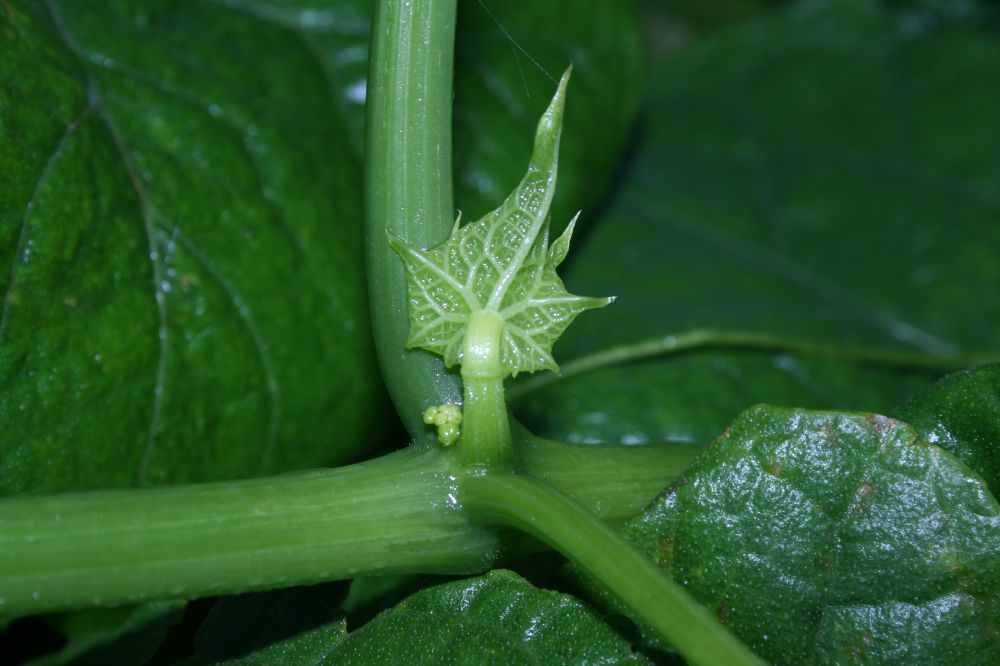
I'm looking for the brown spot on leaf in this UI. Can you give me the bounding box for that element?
[819,423,838,447]
[847,632,874,664]
[657,537,674,571]
[943,551,965,575]
[764,459,783,478]
[715,602,732,626]
[64,296,77,308]
[866,413,894,438]
[849,481,879,513]
[660,475,688,498]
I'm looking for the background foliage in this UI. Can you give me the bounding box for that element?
[1,0,998,663]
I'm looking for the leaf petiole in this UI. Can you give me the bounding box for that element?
[509,328,1000,399]
[460,472,766,666]
[459,309,513,467]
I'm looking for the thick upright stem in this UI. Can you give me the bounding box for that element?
[365,0,462,443]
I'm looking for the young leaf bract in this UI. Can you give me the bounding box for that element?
[389,68,612,378]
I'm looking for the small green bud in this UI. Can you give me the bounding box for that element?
[438,423,460,446]
[422,403,463,446]
[439,403,463,424]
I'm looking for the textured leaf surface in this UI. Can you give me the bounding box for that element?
[512,0,1000,445]
[182,583,348,666]
[0,0,643,495]
[330,570,648,665]
[620,405,1000,664]
[898,363,1000,493]
[0,0,382,494]
[391,72,610,376]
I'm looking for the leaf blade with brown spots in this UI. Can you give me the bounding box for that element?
[618,406,1000,664]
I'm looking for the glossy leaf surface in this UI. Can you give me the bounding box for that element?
[620,405,1000,664]
[331,570,649,665]
[0,0,382,494]
[0,0,642,494]
[183,571,648,665]
[898,363,1000,493]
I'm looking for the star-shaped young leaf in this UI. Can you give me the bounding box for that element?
[389,68,612,378]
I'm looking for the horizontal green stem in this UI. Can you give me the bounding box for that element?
[0,448,498,618]
[509,328,1000,398]
[0,436,697,618]
[460,473,764,666]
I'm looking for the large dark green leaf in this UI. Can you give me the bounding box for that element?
[0,0,645,661]
[183,571,648,665]
[619,405,1000,664]
[512,0,1000,445]
[0,0,643,495]
[0,0,382,494]
[332,570,648,665]
[898,363,1000,493]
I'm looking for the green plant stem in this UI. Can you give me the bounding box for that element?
[460,310,513,468]
[508,328,1000,398]
[365,0,462,442]
[512,425,706,522]
[0,448,497,618]
[0,436,695,618]
[460,473,765,666]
